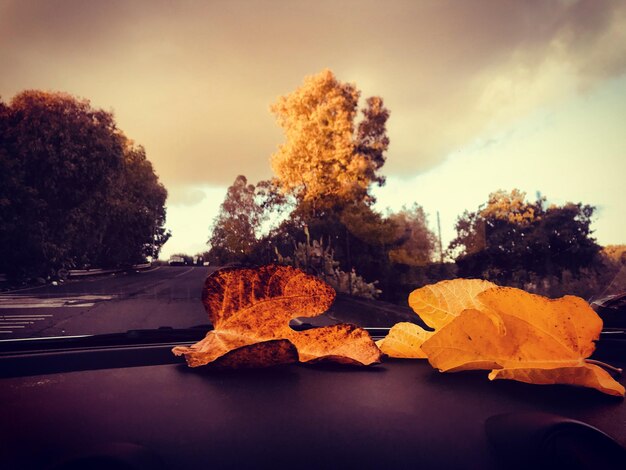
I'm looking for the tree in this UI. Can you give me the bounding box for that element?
[340,202,397,247]
[97,137,170,266]
[449,189,539,260]
[356,96,390,188]
[447,209,486,259]
[270,69,390,216]
[603,245,626,264]
[525,203,600,278]
[387,204,437,267]
[479,188,537,225]
[449,189,537,260]
[207,175,267,264]
[449,189,601,285]
[0,90,169,279]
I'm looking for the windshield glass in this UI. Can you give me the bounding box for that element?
[1,1,625,340]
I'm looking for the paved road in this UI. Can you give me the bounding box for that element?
[0,266,215,339]
[0,266,421,340]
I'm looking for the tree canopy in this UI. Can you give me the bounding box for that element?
[0,90,169,279]
[449,189,601,285]
[387,204,436,267]
[270,69,390,216]
[98,137,169,266]
[207,175,271,264]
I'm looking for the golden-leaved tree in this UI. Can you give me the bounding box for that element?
[479,189,537,225]
[270,69,389,216]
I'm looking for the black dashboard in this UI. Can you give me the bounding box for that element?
[1,329,625,469]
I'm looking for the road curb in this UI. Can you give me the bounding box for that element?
[68,263,153,278]
[1,264,175,294]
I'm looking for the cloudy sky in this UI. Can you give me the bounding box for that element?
[1,0,625,257]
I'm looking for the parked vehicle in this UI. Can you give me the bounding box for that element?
[168,256,185,266]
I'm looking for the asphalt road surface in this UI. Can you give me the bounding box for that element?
[0,266,215,339]
[0,266,420,340]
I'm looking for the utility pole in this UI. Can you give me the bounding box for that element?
[345,226,353,296]
[437,211,444,265]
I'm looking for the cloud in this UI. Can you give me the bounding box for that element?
[374,74,626,248]
[160,184,227,258]
[1,0,625,186]
[167,186,207,207]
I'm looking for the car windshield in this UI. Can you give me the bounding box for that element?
[1,0,625,341]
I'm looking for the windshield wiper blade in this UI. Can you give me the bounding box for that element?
[0,325,213,354]
[0,324,390,355]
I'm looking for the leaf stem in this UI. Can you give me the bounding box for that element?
[585,359,623,376]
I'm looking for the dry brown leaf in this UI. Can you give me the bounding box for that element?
[421,287,625,397]
[208,340,299,369]
[172,265,381,368]
[378,279,496,358]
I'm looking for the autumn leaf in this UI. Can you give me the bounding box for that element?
[408,278,498,329]
[206,340,298,370]
[421,287,625,397]
[376,322,430,359]
[488,364,623,397]
[377,279,496,358]
[172,265,381,368]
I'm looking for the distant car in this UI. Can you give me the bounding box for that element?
[168,256,185,266]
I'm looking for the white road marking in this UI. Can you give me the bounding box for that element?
[0,295,113,309]
[140,266,161,273]
[3,302,56,308]
[0,314,52,320]
[174,267,195,278]
[0,334,90,342]
[0,302,95,308]
[0,310,53,334]
[0,295,114,300]
[0,294,118,334]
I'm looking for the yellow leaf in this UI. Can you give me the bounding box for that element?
[408,278,498,330]
[421,287,624,397]
[489,363,625,397]
[376,322,430,359]
[172,265,381,368]
[378,279,496,358]
[480,287,602,360]
[421,308,508,372]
